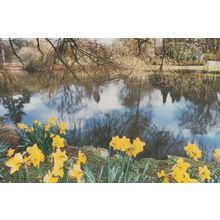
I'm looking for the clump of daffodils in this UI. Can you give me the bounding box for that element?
[5,117,88,183]
[109,136,145,157]
[42,129,87,183]
[6,144,45,174]
[68,151,87,183]
[171,158,197,183]
[17,123,34,133]
[43,148,68,183]
[7,148,15,158]
[16,117,68,156]
[157,158,197,183]
[157,143,217,183]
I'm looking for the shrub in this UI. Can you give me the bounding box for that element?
[165,42,203,64]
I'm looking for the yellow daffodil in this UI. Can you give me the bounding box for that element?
[52,164,64,178]
[120,136,132,152]
[172,167,189,183]
[125,145,136,157]
[45,124,51,132]
[5,153,23,174]
[25,144,45,168]
[33,120,41,126]
[43,171,59,183]
[51,149,68,178]
[27,127,34,133]
[7,148,15,157]
[183,172,198,183]
[184,143,202,160]
[109,136,145,157]
[133,137,145,153]
[171,158,194,183]
[198,166,211,182]
[52,135,65,148]
[76,150,87,165]
[50,133,55,138]
[47,116,57,126]
[125,137,145,157]
[52,149,68,165]
[214,149,220,163]
[59,121,67,134]
[172,167,184,182]
[23,156,32,167]
[157,170,169,183]
[109,136,122,151]
[68,164,83,183]
[172,167,197,183]
[17,123,28,130]
[157,170,166,178]
[188,179,198,183]
[174,158,190,172]
[16,123,30,132]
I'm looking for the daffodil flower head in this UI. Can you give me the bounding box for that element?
[171,158,194,183]
[47,116,57,126]
[33,120,42,127]
[45,123,51,132]
[214,149,220,163]
[52,164,64,178]
[109,136,122,151]
[172,166,188,183]
[184,143,202,160]
[157,170,166,178]
[59,121,67,134]
[26,144,45,168]
[157,170,170,183]
[76,150,87,165]
[50,133,55,138]
[198,166,211,182]
[125,137,145,157]
[51,149,68,177]
[174,158,190,172]
[43,171,59,183]
[27,127,34,133]
[120,136,131,152]
[52,149,68,165]
[7,148,15,158]
[16,123,30,132]
[52,135,65,148]
[68,164,84,183]
[5,153,24,174]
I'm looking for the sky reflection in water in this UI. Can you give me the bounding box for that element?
[1,77,220,161]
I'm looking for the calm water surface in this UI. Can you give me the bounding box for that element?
[1,74,220,161]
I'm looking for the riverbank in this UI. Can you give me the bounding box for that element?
[0,122,218,183]
[0,143,215,183]
[2,58,220,79]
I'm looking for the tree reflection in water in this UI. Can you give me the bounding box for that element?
[1,72,220,161]
[0,92,31,124]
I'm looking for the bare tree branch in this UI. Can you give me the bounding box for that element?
[36,38,44,57]
[45,38,80,82]
[8,38,24,65]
